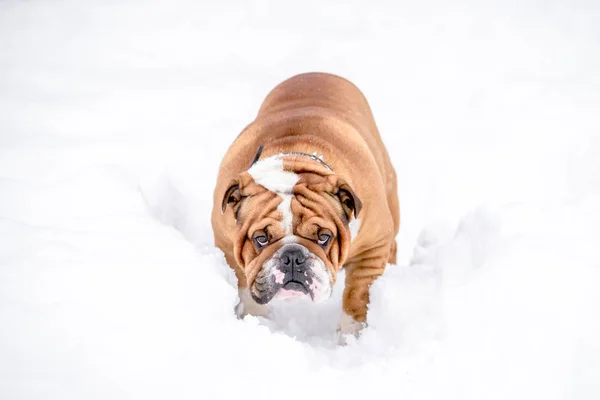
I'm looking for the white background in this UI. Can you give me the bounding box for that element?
[1,1,599,399]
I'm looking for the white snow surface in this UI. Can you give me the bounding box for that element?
[1,1,600,399]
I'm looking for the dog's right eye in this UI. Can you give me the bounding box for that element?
[317,233,331,247]
[254,235,269,248]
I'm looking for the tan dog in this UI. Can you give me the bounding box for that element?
[211,72,399,335]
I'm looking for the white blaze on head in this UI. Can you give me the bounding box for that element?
[349,218,361,241]
[277,194,294,235]
[248,154,299,236]
[247,155,299,194]
[281,235,297,244]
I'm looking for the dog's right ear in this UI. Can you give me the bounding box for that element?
[336,180,363,220]
[221,179,242,214]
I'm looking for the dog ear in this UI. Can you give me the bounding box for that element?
[336,181,362,220]
[221,180,242,214]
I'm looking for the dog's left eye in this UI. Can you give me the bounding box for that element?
[317,233,331,246]
[254,235,269,247]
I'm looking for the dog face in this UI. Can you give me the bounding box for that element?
[220,155,362,304]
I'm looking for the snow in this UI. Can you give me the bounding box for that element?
[1,0,599,399]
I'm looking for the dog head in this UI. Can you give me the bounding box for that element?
[220,153,362,304]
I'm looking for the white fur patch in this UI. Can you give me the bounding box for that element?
[247,155,299,194]
[281,235,297,244]
[349,218,361,241]
[277,194,294,235]
[308,255,332,303]
[273,269,285,285]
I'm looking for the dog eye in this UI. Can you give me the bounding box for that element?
[317,233,331,246]
[254,235,269,247]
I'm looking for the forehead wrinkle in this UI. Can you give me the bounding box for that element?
[295,190,338,221]
[301,184,349,226]
[292,198,339,240]
[247,216,282,237]
[306,214,337,230]
[238,190,279,221]
[240,190,293,242]
[236,192,277,245]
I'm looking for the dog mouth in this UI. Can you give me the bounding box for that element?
[250,278,311,304]
[282,280,309,294]
[273,278,313,301]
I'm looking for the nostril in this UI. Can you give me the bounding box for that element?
[281,248,306,272]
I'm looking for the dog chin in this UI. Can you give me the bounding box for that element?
[251,280,332,304]
[274,287,312,300]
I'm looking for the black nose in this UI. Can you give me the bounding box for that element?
[281,248,305,268]
[277,246,311,294]
[280,247,307,278]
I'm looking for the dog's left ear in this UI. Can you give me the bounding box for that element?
[221,179,242,214]
[336,181,362,220]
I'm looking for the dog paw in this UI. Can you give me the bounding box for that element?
[336,312,365,344]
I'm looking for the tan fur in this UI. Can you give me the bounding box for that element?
[211,72,399,324]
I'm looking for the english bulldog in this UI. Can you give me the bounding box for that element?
[211,72,399,335]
